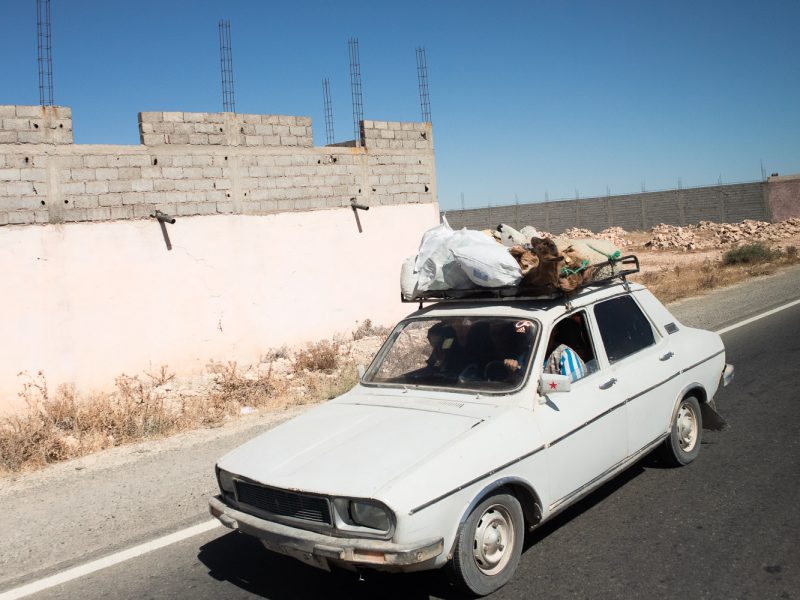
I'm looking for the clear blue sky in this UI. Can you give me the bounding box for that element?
[1,0,798,209]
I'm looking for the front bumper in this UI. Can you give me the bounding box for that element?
[209,495,443,571]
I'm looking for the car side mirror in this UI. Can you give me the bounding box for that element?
[538,374,571,399]
[357,364,366,379]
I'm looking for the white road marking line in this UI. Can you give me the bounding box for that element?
[3,298,799,599]
[0,520,221,600]
[714,298,800,335]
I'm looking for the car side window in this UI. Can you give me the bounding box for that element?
[593,295,656,363]
[543,311,599,382]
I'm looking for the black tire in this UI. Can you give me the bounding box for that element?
[449,491,524,597]
[660,395,703,467]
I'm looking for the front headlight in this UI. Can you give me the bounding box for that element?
[349,500,391,531]
[216,466,235,494]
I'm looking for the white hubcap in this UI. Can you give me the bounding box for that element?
[473,504,514,575]
[677,403,698,452]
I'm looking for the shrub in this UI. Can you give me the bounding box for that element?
[723,243,778,265]
[293,340,341,373]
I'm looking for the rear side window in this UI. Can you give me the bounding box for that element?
[594,296,656,363]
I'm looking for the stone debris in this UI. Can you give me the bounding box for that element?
[496,219,798,252]
[644,224,699,250]
[562,227,630,247]
[645,218,800,250]
[598,227,630,248]
[562,227,595,239]
[697,218,800,245]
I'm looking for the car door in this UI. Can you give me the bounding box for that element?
[535,310,628,512]
[592,293,676,456]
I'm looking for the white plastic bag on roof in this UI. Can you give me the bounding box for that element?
[448,229,522,287]
[400,256,418,301]
[407,220,522,294]
[414,218,455,291]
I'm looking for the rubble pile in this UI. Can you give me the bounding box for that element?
[562,227,595,239]
[598,227,630,247]
[644,225,699,250]
[494,218,799,252]
[561,226,629,247]
[697,218,800,245]
[645,218,800,250]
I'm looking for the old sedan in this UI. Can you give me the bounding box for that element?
[209,281,733,596]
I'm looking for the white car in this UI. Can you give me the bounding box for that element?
[209,280,733,596]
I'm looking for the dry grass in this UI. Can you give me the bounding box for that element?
[351,319,392,341]
[633,245,800,304]
[293,339,347,373]
[0,349,357,475]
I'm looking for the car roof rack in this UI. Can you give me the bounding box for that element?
[404,254,640,307]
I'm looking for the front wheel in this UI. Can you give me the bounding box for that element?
[660,395,703,466]
[450,491,524,596]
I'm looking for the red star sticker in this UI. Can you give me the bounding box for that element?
[548,381,558,390]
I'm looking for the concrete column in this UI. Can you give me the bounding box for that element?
[46,155,65,224]
[639,195,647,229]
[228,155,243,213]
[761,182,773,221]
[545,202,551,232]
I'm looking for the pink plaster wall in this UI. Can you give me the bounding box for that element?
[0,204,439,412]
[766,174,800,221]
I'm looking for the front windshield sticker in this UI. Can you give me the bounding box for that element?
[364,317,538,393]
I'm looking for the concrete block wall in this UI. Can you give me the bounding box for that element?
[0,106,436,227]
[364,121,434,207]
[138,111,313,147]
[361,119,433,151]
[0,105,73,145]
[445,181,774,233]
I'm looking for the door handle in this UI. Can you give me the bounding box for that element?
[599,378,617,390]
[660,352,674,361]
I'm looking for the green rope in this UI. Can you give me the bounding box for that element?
[561,258,590,277]
[588,244,621,262]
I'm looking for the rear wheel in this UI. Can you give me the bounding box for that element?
[450,491,524,596]
[660,395,702,466]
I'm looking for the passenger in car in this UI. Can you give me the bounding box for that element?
[426,323,465,376]
[544,317,590,382]
[484,320,534,383]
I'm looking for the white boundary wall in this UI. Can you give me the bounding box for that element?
[0,203,438,410]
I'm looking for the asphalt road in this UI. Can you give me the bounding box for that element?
[20,298,800,599]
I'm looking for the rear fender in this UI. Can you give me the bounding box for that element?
[673,382,728,432]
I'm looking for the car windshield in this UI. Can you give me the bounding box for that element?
[363,316,538,392]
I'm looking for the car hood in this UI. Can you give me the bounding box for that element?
[217,392,491,499]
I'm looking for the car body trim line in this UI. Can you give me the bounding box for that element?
[549,432,670,512]
[625,371,682,403]
[553,349,725,448]
[680,349,725,374]
[548,400,627,447]
[408,444,546,515]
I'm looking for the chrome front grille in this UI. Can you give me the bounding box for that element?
[235,481,332,525]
